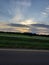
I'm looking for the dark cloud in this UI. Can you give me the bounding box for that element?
[7,23,29,27]
[31,24,49,28]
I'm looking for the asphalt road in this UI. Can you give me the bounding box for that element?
[0,49,49,65]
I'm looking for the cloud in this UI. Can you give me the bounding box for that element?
[10,14,24,24]
[0,27,30,33]
[21,19,37,25]
[10,10,37,25]
[30,23,49,35]
[0,22,49,35]
[36,28,49,35]
[31,27,49,35]
[0,0,32,24]
[14,27,30,33]
[7,23,29,27]
[9,0,32,24]
[45,6,49,12]
[31,24,49,29]
[0,22,7,27]
[41,12,48,17]
[41,6,49,17]
[0,22,30,33]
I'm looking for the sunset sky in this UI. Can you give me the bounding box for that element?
[0,0,49,34]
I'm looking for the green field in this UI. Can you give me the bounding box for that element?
[0,33,49,50]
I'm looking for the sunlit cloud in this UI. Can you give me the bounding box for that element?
[15,27,30,33]
[21,19,37,25]
[0,22,30,33]
[0,21,49,35]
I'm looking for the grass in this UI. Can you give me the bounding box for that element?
[0,33,49,49]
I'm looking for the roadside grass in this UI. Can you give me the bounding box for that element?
[0,33,49,50]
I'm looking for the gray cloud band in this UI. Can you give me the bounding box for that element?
[31,24,49,28]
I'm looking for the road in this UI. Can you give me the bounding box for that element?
[0,49,49,65]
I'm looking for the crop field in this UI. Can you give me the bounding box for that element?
[0,32,49,49]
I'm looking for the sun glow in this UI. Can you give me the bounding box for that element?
[21,19,37,25]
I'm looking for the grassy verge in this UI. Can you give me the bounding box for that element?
[0,33,49,50]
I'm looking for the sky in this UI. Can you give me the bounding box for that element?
[0,0,49,35]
